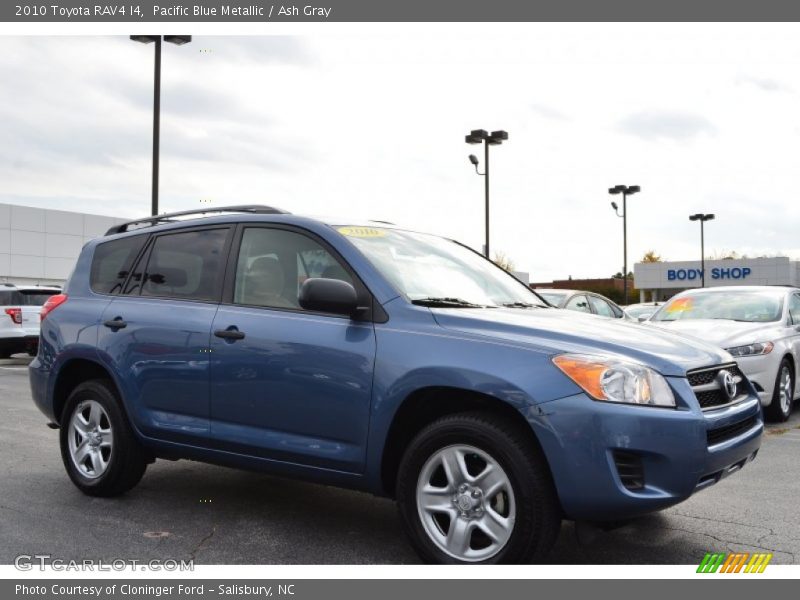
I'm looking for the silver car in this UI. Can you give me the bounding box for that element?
[534,288,627,319]
[0,283,61,358]
[646,286,800,421]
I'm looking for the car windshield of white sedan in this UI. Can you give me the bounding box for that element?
[652,291,783,323]
[337,226,547,308]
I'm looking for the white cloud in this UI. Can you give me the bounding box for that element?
[2,26,800,282]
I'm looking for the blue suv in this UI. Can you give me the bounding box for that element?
[29,205,762,564]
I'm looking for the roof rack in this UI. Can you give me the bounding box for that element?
[105,205,290,235]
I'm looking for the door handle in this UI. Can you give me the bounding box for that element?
[214,328,245,341]
[103,318,127,330]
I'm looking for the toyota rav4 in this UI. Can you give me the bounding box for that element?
[29,205,762,563]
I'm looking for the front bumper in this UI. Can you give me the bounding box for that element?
[734,353,779,406]
[530,376,762,522]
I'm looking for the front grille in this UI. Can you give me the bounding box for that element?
[696,390,731,409]
[687,364,745,387]
[613,450,645,491]
[706,415,759,446]
[687,364,746,410]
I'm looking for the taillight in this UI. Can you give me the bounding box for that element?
[40,294,68,320]
[4,307,22,325]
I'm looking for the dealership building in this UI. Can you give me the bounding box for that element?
[0,203,125,287]
[634,257,800,302]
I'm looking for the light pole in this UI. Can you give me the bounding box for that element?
[689,213,715,287]
[609,184,641,305]
[465,129,508,258]
[130,35,192,216]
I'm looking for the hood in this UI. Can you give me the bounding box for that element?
[431,307,732,377]
[645,318,782,350]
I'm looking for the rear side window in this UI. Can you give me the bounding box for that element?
[565,294,591,313]
[790,294,800,324]
[91,235,148,295]
[140,228,229,301]
[589,295,617,318]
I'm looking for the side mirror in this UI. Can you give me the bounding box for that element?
[637,313,653,322]
[299,278,359,316]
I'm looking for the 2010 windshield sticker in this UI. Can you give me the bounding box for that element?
[337,226,386,238]
[666,297,693,313]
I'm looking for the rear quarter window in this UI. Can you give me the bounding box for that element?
[90,235,148,295]
[139,228,229,301]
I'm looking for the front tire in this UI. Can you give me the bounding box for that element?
[765,359,794,422]
[396,412,561,564]
[59,379,148,496]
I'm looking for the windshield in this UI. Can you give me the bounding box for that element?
[652,291,784,323]
[537,292,566,306]
[625,304,657,318]
[337,226,547,308]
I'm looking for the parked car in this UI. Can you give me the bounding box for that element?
[646,286,800,421]
[624,302,662,321]
[0,283,61,358]
[535,288,626,319]
[30,206,762,564]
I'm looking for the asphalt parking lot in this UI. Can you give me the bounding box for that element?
[2,355,799,565]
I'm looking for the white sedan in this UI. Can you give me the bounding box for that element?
[645,286,800,421]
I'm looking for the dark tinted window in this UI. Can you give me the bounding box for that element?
[91,235,148,294]
[234,227,353,310]
[140,228,228,301]
[18,290,59,306]
[0,289,59,305]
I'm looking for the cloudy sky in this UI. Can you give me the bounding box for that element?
[1,24,799,281]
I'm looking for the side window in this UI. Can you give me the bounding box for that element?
[589,295,616,318]
[234,227,353,310]
[790,294,800,325]
[565,294,591,313]
[139,228,228,301]
[90,235,147,294]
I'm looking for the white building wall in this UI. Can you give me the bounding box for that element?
[0,203,126,286]
[634,257,799,295]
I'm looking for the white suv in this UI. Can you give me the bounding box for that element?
[0,284,61,358]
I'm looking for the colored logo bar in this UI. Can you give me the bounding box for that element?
[697,552,772,573]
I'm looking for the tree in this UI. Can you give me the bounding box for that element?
[493,251,515,272]
[641,250,662,263]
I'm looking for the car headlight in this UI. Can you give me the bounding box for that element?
[726,342,774,357]
[553,354,676,407]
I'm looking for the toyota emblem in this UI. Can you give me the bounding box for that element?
[718,370,738,400]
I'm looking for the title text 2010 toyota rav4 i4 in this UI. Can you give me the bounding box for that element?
[30,206,762,564]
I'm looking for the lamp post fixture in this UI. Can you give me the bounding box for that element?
[689,213,715,287]
[608,184,641,306]
[130,35,192,216]
[465,129,508,259]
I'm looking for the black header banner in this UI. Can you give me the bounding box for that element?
[3,0,800,22]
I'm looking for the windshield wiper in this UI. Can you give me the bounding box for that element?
[411,297,492,308]
[501,302,542,309]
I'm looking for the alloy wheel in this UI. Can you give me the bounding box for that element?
[416,444,516,562]
[779,365,793,415]
[68,399,113,479]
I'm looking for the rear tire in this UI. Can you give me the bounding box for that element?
[59,379,148,496]
[765,359,794,422]
[396,411,561,564]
